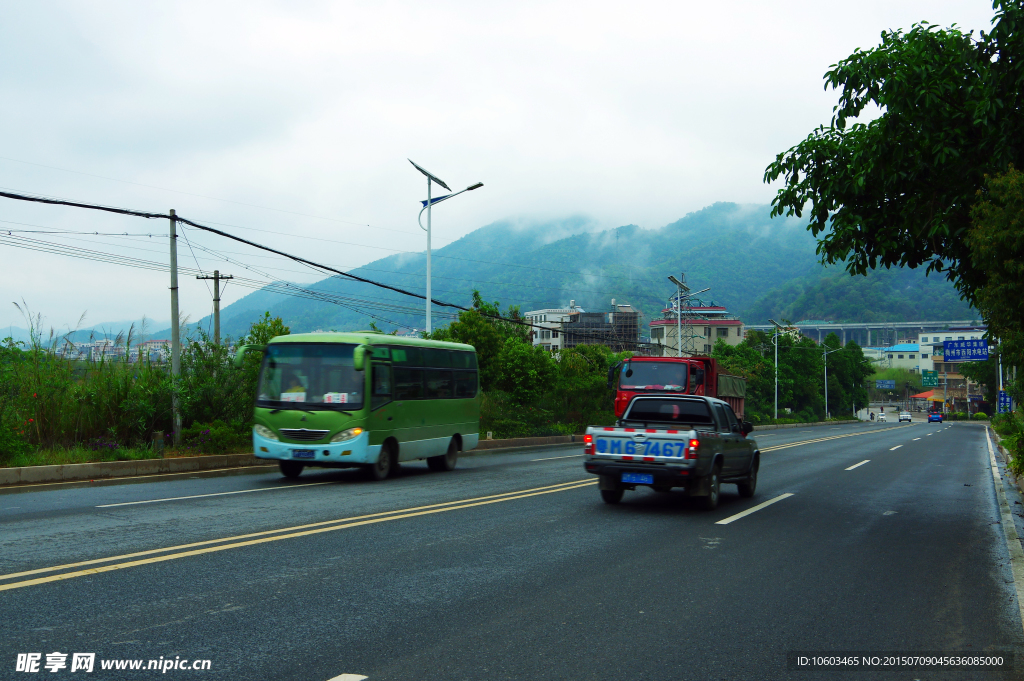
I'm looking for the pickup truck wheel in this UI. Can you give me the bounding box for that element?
[737,456,758,498]
[279,461,304,479]
[699,465,721,510]
[600,489,624,505]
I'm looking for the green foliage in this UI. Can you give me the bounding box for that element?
[180,420,250,455]
[765,2,1024,305]
[0,312,290,465]
[495,340,556,405]
[743,266,975,324]
[713,331,872,420]
[969,166,1024,382]
[242,312,290,345]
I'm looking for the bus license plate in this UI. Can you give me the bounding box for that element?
[292,449,316,459]
[622,472,653,485]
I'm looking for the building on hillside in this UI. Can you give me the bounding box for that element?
[874,343,934,372]
[649,300,744,357]
[559,300,642,352]
[525,301,583,351]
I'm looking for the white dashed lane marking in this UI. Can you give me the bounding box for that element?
[715,493,795,525]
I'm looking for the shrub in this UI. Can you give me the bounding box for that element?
[180,420,250,455]
[972,412,990,420]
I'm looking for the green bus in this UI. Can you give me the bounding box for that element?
[240,332,480,480]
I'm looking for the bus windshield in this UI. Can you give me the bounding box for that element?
[257,343,364,410]
[620,361,688,391]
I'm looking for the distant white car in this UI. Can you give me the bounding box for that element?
[899,411,912,423]
[877,413,887,422]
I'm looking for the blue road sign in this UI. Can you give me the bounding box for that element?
[943,339,989,362]
[998,390,1012,414]
[876,380,896,390]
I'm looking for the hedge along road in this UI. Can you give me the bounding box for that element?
[3,420,1018,680]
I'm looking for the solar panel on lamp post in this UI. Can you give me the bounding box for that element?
[408,159,483,334]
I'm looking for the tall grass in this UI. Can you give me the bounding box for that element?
[0,310,274,464]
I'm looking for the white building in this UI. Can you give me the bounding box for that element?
[874,343,932,372]
[524,301,583,351]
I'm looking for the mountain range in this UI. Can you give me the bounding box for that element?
[112,203,981,342]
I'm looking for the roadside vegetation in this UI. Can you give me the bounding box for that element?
[0,312,288,467]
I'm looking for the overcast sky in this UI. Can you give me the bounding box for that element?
[0,0,996,334]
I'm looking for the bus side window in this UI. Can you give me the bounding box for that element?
[425,369,453,399]
[453,370,478,398]
[394,367,424,400]
[372,363,392,409]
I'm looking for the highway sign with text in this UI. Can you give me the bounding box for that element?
[943,339,988,362]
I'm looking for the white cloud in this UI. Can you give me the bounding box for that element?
[0,0,995,329]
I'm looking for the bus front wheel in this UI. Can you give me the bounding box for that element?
[367,442,396,481]
[280,461,304,479]
[428,439,459,472]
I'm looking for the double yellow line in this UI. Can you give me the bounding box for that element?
[0,479,596,592]
[759,424,911,453]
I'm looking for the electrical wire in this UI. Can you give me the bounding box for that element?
[0,189,652,347]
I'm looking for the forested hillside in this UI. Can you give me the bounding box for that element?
[743,266,976,323]
[163,202,975,339]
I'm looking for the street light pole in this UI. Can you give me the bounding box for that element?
[769,319,783,421]
[409,160,482,335]
[822,344,842,420]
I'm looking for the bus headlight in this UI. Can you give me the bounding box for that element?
[331,427,363,443]
[254,424,279,441]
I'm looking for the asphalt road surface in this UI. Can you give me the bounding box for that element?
[2,421,1023,680]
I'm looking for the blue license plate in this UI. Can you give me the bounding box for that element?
[622,472,654,485]
[292,449,316,459]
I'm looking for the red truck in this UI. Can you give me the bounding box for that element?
[609,356,747,419]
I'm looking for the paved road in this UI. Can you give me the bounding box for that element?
[1,421,1022,680]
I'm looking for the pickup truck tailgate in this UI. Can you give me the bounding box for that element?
[589,426,698,461]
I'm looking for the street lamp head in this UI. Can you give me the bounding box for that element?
[667,275,688,289]
[466,182,484,191]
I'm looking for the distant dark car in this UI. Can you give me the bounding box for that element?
[928,413,943,423]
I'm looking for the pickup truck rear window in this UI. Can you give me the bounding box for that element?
[623,398,713,425]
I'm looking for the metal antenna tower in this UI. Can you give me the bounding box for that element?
[667,272,710,357]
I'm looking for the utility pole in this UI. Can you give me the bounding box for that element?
[196,269,234,345]
[169,209,181,447]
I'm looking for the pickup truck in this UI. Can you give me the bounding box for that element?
[583,395,759,510]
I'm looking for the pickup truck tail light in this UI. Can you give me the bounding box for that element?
[583,433,594,455]
[685,438,699,459]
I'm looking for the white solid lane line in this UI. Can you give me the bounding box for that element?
[531,454,583,462]
[715,493,795,525]
[845,460,870,470]
[96,481,336,507]
[890,445,903,450]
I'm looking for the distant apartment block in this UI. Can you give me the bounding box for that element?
[649,303,744,357]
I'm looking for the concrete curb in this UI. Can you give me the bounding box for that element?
[752,419,859,431]
[472,435,579,452]
[0,435,584,487]
[0,453,265,487]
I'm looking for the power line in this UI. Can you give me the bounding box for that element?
[0,189,648,347]
[1,186,664,288]
[0,158,419,235]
